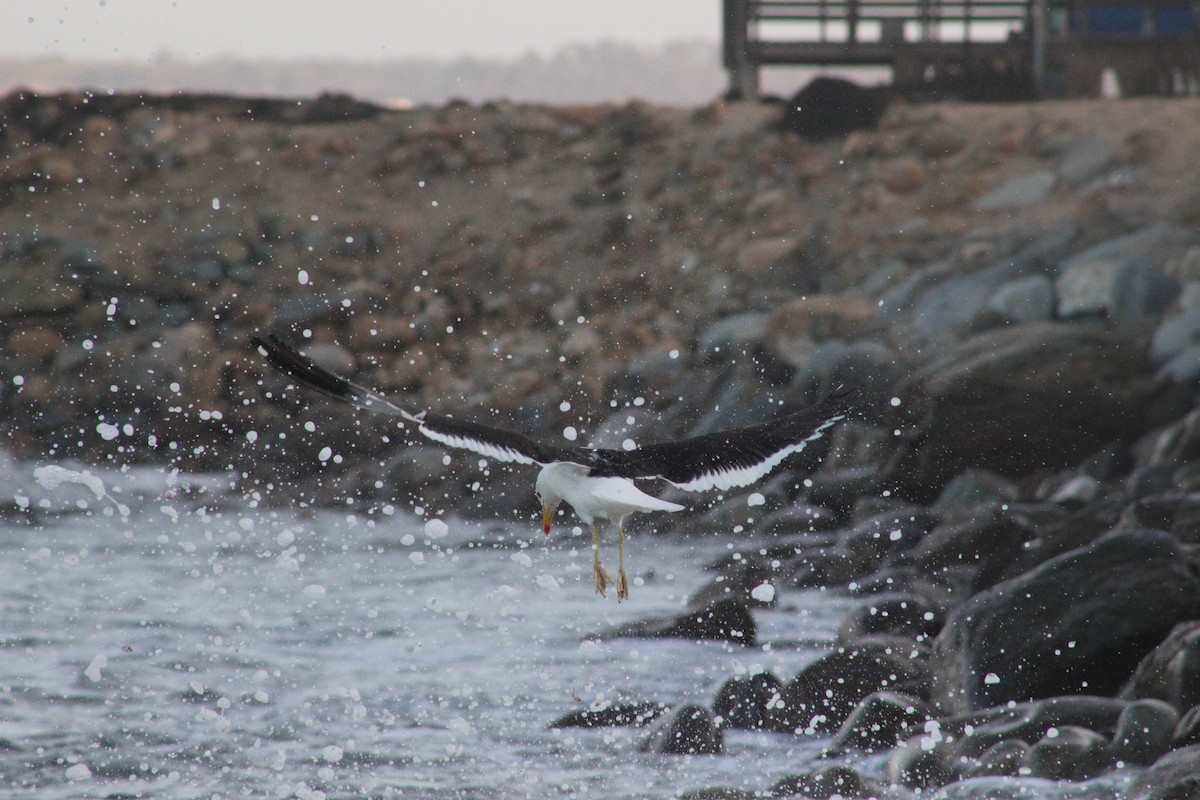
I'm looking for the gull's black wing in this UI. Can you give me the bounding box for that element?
[252,335,578,466]
[590,389,853,491]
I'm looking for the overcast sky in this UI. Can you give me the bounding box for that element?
[1,1,721,61]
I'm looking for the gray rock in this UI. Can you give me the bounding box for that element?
[952,695,1129,758]
[1121,744,1200,800]
[697,312,769,360]
[885,323,1186,502]
[910,257,1036,339]
[549,702,667,728]
[771,765,882,799]
[1057,223,1190,279]
[597,598,756,646]
[772,639,927,734]
[1173,705,1200,748]
[930,529,1200,714]
[1152,309,1200,362]
[969,739,1030,778]
[1056,257,1180,319]
[986,274,1056,323]
[1121,620,1200,710]
[905,505,1035,594]
[889,734,960,789]
[1023,725,1111,780]
[637,703,723,755]
[973,171,1056,210]
[1109,699,1178,767]
[712,671,783,730]
[835,691,932,751]
[1159,345,1200,387]
[688,554,777,609]
[930,470,1020,518]
[837,593,943,644]
[1058,137,1117,185]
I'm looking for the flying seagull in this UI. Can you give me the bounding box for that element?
[252,335,852,601]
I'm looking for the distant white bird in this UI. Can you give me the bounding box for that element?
[252,335,852,601]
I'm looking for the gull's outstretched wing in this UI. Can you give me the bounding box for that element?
[252,335,570,466]
[590,389,853,492]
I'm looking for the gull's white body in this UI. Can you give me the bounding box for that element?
[535,462,684,527]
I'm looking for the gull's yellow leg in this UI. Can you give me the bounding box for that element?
[592,524,612,597]
[616,520,630,602]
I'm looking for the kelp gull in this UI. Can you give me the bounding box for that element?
[252,335,852,601]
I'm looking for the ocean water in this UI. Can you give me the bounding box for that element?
[0,462,1134,800]
[0,463,859,800]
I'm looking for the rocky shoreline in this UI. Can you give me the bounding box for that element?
[6,89,1200,797]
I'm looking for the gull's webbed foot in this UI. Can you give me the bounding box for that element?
[593,561,614,597]
[616,565,630,602]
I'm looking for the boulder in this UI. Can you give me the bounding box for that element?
[772,639,928,734]
[1121,744,1200,800]
[549,702,667,728]
[951,695,1128,760]
[1058,137,1118,185]
[968,739,1030,778]
[712,671,784,730]
[985,274,1056,324]
[776,77,890,140]
[1173,705,1200,748]
[930,529,1200,713]
[637,703,723,755]
[836,594,943,643]
[1056,257,1179,320]
[973,171,1055,210]
[1121,621,1200,710]
[1108,699,1178,767]
[597,598,756,646]
[1022,725,1111,780]
[885,323,1186,502]
[904,505,1036,593]
[689,554,778,609]
[835,691,932,751]
[771,765,882,799]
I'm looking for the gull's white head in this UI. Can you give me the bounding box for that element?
[534,469,563,536]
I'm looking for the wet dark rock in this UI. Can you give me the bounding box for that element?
[772,639,928,734]
[689,554,777,609]
[636,703,722,755]
[1023,725,1111,780]
[549,702,667,728]
[835,691,932,751]
[806,467,882,517]
[1121,744,1200,800]
[597,598,756,646]
[904,505,1036,593]
[968,739,1030,778]
[837,507,938,568]
[930,529,1200,714]
[1173,705,1200,748]
[788,339,900,409]
[771,764,881,799]
[888,733,960,789]
[712,671,783,730]
[1121,620,1200,710]
[837,594,943,643]
[789,545,875,589]
[929,470,1020,519]
[1108,699,1178,767]
[886,323,1187,502]
[951,695,1128,760]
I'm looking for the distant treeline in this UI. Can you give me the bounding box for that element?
[0,40,731,105]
